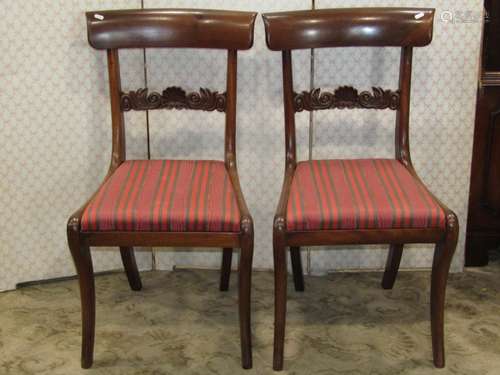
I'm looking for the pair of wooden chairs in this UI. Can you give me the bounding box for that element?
[68,8,458,371]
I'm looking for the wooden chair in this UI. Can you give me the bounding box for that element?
[67,9,256,369]
[263,8,459,370]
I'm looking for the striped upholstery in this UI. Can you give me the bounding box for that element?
[81,160,240,232]
[286,159,445,231]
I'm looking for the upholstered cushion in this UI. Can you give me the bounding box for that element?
[81,160,240,232]
[286,159,445,231]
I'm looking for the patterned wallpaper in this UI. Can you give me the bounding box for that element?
[0,0,152,293]
[0,0,482,291]
[310,0,482,274]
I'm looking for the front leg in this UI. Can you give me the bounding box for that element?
[273,219,287,371]
[431,213,458,368]
[68,219,95,369]
[238,220,253,369]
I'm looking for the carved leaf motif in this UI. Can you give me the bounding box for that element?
[120,86,227,112]
[359,87,400,110]
[293,86,400,112]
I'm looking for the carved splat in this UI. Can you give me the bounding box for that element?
[120,86,227,112]
[293,86,400,112]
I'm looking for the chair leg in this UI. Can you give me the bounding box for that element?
[381,244,404,290]
[239,226,253,369]
[67,222,95,369]
[273,224,287,371]
[290,247,305,292]
[431,213,459,368]
[220,248,233,291]
[120,246,142,291]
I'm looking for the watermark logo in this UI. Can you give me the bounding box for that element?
[439,10,482,24]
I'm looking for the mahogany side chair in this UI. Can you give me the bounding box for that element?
[263,8,459,370]
[67,9,257,369]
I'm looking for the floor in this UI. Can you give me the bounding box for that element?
[1,253,499,375]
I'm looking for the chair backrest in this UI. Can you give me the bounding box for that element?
[86,9,257,169]
[262,8,435,168]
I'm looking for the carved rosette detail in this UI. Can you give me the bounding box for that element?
[120,86,227,112]
[293,86,400,112]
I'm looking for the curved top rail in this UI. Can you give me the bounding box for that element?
[86,9,257,50]
[262,8,435,50]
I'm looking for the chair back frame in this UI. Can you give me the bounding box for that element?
[71,8,258,246]
[86,10,256,177]
[262,8,435,171]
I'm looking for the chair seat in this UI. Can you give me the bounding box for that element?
[286,159,445,231]
[81,160,241,232]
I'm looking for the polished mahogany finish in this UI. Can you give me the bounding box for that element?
[465,0,500,266]
[86,9,256,50]
[263,8,458,371]
[68,9,256,370]
[262,8,434,51]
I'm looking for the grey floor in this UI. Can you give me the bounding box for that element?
[1,252,499,375]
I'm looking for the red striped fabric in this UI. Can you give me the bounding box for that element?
[286,159,446,231]
[81,160,241,232]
